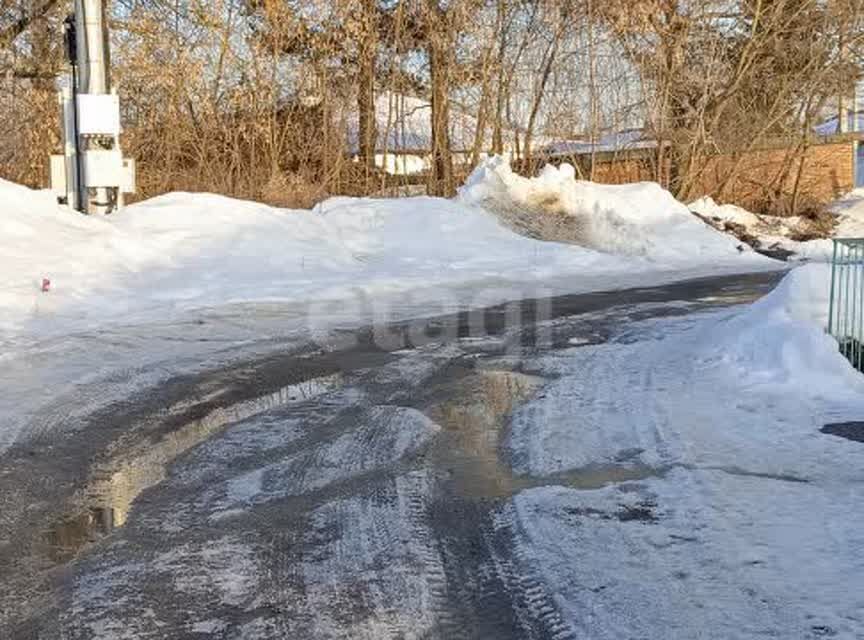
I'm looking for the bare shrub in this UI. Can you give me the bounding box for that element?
[259,172,329,210]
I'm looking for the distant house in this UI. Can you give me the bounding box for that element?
[541,129,657,157]
[536,129,669,186]
[346,92,519,176]
[538,118,864,211]
[813,110,864,137]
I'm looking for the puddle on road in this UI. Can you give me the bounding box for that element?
[821,421,864,443]
[425,370,661,500]
[42,374,342,563]
[426,370,541,498]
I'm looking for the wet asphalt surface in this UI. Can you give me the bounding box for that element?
[0,271,785,639]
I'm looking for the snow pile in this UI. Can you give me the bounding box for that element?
[0,182,588,334]
[688,197,763,229]
[504,264,864,639]
[712,263,860,391]
[830,188,864,236]
[0,162,773,339]
[690,192,864,261]
[689,196,833,260]
[510,264,860,479]
[459,156,755,260]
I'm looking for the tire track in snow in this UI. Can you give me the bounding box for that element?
[399,470,468,640]
[488,502,577,640]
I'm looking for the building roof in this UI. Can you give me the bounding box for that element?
[346,92,518,155]
[813,111,864,137]
[540,129,656,157]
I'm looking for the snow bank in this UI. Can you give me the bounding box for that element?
[713,264,860,392]
[509,263,860,479]
[0,161,773,340]
[689,195,831,260]
[688,196,763,228]
[831,188,864,235]
[0,183,613,337]
[459,156,756,260]
[503,266,864,640]
[690,191,864,262]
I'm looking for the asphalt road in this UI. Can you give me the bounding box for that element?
[0,271,783,639]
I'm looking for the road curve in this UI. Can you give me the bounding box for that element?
[0,272,783,639]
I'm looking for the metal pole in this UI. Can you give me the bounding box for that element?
[846,244,861,367]
[857,244,864,369]
[75,0,111,214]
[829,239,838,335]
[69,65,86,213]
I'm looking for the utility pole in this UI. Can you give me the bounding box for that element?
[50,0,135,214]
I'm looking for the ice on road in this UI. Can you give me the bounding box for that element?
[2,266,861,639]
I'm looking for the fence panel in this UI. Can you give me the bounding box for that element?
[828,238,864,371]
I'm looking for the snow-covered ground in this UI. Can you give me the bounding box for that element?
[690,190,864,261]
[0,158,775,344]
[33,263,864,639]
[4,148,863,636]
[506,263,864,638]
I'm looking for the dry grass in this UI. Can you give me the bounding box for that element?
[259,172,330,209]
[788,207,837,242]
[478,191,591,245]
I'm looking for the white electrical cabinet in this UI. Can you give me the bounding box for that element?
[83,149,124,187]
[50,154,67,195]
[51,89,136,211]
[121,158,136,194]
[76,94,121,136]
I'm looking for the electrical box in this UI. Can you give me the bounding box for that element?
[50,154,67,195]
[82,149,125,187]
[121,158,136,194]
[76,94,121,136]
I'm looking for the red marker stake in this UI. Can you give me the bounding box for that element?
[41,278,51,293]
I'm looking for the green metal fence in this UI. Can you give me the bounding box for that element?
[829,238,864,371]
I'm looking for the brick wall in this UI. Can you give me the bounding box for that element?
[552,139,856,212]
[542,152,664,185]
[587,157,658,184]
[686,141,854,211]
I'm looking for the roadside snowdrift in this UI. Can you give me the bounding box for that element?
[690,192,864,261]
[0,161,772,338]
[713,263,859,390]
[505,264,864,639]
[510,263,860,479]
[459,156,755,260]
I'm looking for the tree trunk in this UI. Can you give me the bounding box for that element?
[470,0,502,168]
[357,0,378,191]
[524,29,560,172]
[427,1,453,197]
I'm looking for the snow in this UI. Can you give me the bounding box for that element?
[504,264,864,638]
[510,264,862,478]
[507,470,864,639]
[830,188,864,236]
[689,196,824,258]
[460,156,763,259]
[690,191,864,261]
[689,196,764,229]
[0,161,774,345]
[714,263,857,390]
[207,405,440,520]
